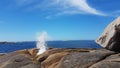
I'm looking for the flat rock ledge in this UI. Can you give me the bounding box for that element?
[0,48,120,68]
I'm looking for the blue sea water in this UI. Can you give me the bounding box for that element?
[0,40,101,53]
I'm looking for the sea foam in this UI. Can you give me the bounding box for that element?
[36,31,48,55]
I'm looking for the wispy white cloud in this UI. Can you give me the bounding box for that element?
[50,0,106,16]
[14,0,106,17]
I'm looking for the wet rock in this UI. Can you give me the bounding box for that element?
[96,17,120,52]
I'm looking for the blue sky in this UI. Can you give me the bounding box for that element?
[0,0,120,41]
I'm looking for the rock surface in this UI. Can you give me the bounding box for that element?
[90,53,120,68]
[0,48,40,68]
[0,48,120,68]
[59,49,115,68]
[96,17,120,52]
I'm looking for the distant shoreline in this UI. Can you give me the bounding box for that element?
[0,42,15,44]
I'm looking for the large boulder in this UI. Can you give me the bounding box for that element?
[96,17,120,52]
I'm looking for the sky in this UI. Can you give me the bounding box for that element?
[0,0,120,42]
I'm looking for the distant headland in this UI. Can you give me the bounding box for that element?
[0,42,15,44]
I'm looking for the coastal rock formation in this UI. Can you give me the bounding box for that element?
[0,48,40,68]
[90,53,120,68]
[59,49,115,68]
[36,48,92,68]
[0,48,120,68]
[96,17,120,52]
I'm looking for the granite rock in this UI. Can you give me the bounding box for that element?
[59,49,115,68]
[0,48,40,68]
[96,17,120,52]
[0,48,120,68]
[90,53,120,68]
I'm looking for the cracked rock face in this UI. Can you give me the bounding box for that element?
[96,17,120,52]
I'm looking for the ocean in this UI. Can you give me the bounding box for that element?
[0,40,101,53]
